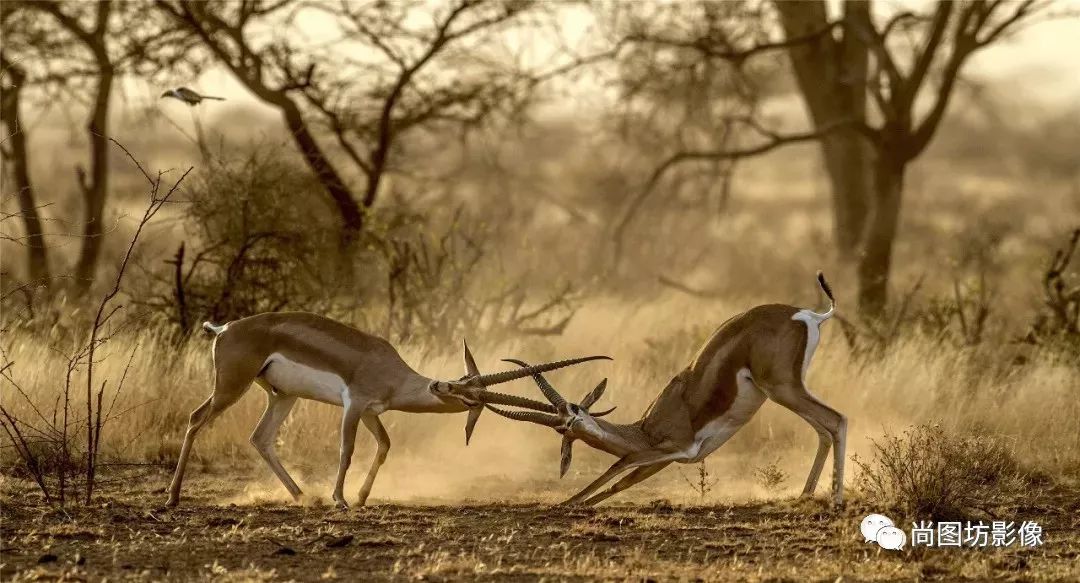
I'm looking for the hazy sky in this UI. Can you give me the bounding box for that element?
[185,2,1079,114]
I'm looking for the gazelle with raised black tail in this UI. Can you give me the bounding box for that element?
[167,312,607,509]
[449,273,846,506]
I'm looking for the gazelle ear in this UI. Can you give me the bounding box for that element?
[462,339,480,377]
[462,339,483,444]
[580,378,607,410]
[464,405,482,445]
[559,434,574,478]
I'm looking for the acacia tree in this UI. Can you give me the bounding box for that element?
[2,1,190,292]
[0,3,68,285]
[778,0,1045,314]
[612,0,1047,315]
[1,52,50,283]
[23,1,116,293]
[156,0,540,247]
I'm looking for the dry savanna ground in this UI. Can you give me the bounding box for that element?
[3,472,1080,582]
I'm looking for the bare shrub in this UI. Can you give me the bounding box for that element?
[915,228,1004,347]
[371,206,580,349]
[753,458,788,493]
[133,147,345,336]
[1024,228,1080,355]
[679,460,719,500]
[854,424,1026,521]
[1,143,191,505]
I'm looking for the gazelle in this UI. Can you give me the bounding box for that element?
[448,273,847,506]
[166,312,606,509]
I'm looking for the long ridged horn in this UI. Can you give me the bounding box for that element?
[473,355,610,387]
[483,404,562,427]
[473,390,557,413]
[503,358,566,407]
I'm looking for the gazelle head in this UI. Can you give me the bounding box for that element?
[475,359,617,478]
[427,342,610,445]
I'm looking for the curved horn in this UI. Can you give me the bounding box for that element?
[473,355,610,388]
[580,379,607,410]
[559,434,574,478]
[503,358,566,407]
[590,406,617,418]
[483,404,561,427]
[473,390,557,413]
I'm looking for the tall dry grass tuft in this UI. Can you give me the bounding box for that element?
[853,424,1027,521]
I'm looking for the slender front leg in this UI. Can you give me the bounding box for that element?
[249,392,302,500]
[333,405,363,510]
[562,448,680,506]
[580,462,671,507]
[356,415,390,506]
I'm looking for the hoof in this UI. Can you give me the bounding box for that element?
[165,497,179,508]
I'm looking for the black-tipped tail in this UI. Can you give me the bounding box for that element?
[816,271,836,312]
[202,321,226,335]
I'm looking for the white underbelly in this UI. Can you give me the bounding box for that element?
[261,353,348,406]
[682,368,766,463]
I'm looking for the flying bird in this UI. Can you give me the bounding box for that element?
[160,87,225,106]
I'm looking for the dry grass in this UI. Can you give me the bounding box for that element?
[854,424,1030,521]
[3,290,1078,504]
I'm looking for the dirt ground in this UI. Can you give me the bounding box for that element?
[2,472,1079,582]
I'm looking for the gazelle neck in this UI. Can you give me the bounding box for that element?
[580,417,653,457]
[388,370,470,413]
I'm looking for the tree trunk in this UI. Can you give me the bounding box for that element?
[775,0,873,261]
[857,156,905,316]
[74,65,114,292]
[279,99,363,247]
[0,60,50,283]
[819,130,874,259]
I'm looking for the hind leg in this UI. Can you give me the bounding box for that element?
[770,384,847,504]
[166,367,253,507]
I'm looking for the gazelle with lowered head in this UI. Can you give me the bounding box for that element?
[167,312,607,509]
[448,273,846,506]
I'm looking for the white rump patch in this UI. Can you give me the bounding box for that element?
[261,353,349,406]
[791,310,821,381]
